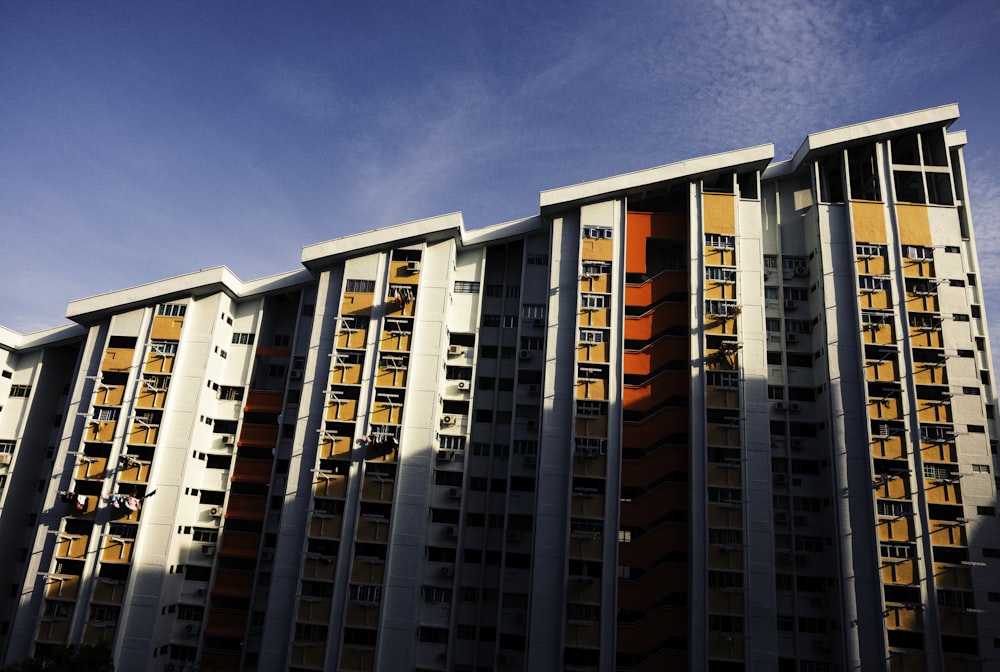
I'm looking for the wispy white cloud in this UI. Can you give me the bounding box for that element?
[256,61,341,120]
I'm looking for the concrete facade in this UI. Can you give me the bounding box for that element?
[0,104,998,672]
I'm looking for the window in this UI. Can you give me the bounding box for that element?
[903,245,933,260]
[520,337,543,351]
[506,286,521,298]
[785,319,811,334]
[976,506,996,516]
[765,286,779,300]
[880,543,915,558]
[581,294,608,309]
[923,463,955,479]
[583,226,613,239]
[485,284,504,297]
[192,528,218,543]
[705,300,738,317]
[856,244,884,258]
[707,371,739,388]
[581,261,611,276]
[437,434,465,452]
[9,385,31,398]
[859,276,890,292]
[766,318,780,333]
[0,441,14,454]
[502,315,519,328]
[349,584,382,604]
[345,279,375,293]
[706,234,735,249]
[522,304,545,319]
[972,464,990,474]
[513,440,538,455]
[231,332,254,345]
[157,303,187,317]
[783,287,808,301]
[763,255,777,269]
[454,281,480,293]
[579,329,606,343]
[706,266,736,283]
[526,253,548,265]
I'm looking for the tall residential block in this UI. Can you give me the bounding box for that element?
[1,104,998,672]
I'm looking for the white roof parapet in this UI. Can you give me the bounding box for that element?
[65,266,311,325]
[462,216,542,246]
[790,104,960,169]
[301,212,465,270]
[539,143,774,210]
[0,323,86,351]
[946,129,968,148]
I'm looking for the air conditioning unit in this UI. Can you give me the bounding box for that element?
[290,369,302,380]
[0,454,11,466]
[528,384,540,394]
[202,546,215,556]
[441,415,455,426]
[184,623,200,635]
[791,439,805,450]
[775,511,789,523]
[523,455,537,466]
[774,402,787,411]
[795,265,808,276]
[445,526,456,537]
[786,333,799,343]
[221,434,235,445]
[448,488,460,498]
[774,473,788,484]
[209,507,221,518]
[518,349,532,360]
[784,300,796,310]
[447,345,463,356]
[440,566,453,577]
[526,420,538,430]
[790,402,801,413]
[406,260,421,272]
[457,380,469,391]
[507,530,521,542]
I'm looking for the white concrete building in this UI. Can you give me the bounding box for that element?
[0,104,997,672]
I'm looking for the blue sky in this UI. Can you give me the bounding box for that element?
[3,1,1000,348]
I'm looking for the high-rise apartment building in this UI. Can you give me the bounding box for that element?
[1,104,998,672]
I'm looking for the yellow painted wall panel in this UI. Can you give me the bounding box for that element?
[896,204,932,246]
[150,316,183,341]
[101,348,135,373]
[350,558,385,584]
[96,385,126,406]
[582,238,613,261]
[852,201,887,243]
[703,193,736,234]
[387,261,419,285]
[308,514,343,540]
[331,363,362,385]
[341,293,374,316]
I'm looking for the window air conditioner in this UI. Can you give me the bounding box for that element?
[447,345,463,356]
[407,260,421,272]
[786,333,799,343]
[519,349,532,360]
[221,434,235,445]
[441,415,455,426]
